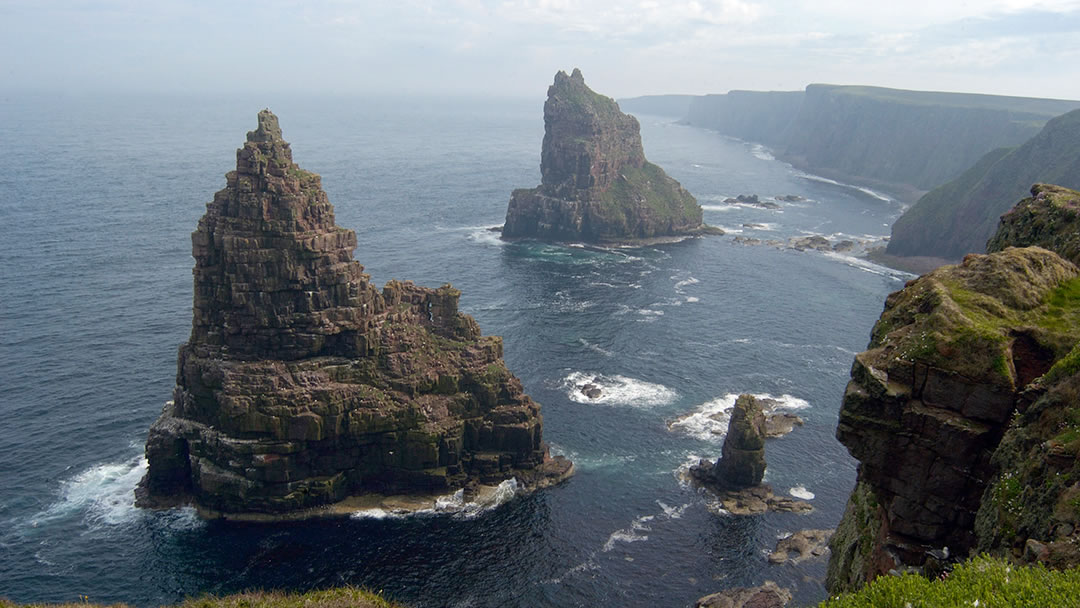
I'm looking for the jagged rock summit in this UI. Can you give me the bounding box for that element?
[137,110,572,518]
[502,69,715,243]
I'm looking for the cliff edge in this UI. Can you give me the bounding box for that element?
[136,110,571,517]
[502,69,711,243]
[828,189,1080,591]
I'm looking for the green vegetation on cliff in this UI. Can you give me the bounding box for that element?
[887,110,1080,260]
[821,555,1080,608]
[988,184,1080,266]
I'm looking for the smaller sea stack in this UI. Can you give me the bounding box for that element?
[502,68,713,243]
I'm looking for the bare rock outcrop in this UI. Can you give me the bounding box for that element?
[690,395,811,515]
[137,110,571,517]
[502,69,715,243]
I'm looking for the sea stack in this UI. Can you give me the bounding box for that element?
[502,68,713,243]
[137,110,571,517]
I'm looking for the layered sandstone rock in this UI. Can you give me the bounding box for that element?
[827,246,1080,591]
[502,69,715,243]
[137,110,571,517]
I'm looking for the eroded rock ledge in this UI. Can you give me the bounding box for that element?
[136,110,571,517]
[502,69,717,243]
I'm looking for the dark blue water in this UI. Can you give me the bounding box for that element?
[0,93,911,607]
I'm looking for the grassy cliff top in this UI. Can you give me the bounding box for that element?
[869,247,1080,386]
[822,555,1080,607]
[807,83,1080,115]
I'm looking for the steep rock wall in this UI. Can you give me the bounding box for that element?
[827,246,1080,592]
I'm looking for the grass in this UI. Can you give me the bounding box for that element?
[0,587,403,608]
[821,555,1080,607]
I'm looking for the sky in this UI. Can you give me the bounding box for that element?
[3,0,1080,100]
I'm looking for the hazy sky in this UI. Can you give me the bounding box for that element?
[4,0,1080,100]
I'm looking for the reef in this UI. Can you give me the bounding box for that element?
[502,69,715,243]
[826,234,1080,591]
[136,110,571,518]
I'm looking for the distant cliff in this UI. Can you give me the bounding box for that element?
[138,110,571,517]
[827,190,1080,593]
[685,90,804,148]
[887,109,1080,260]
[683,85,1080,198]
[617,94,697,119]
[503,69,712,243]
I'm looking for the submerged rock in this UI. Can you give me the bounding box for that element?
[695,581,792,608]
[137,110,572,518]
[502,69,715,243]
[768,529,833,565]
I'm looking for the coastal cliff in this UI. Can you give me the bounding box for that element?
[502,69,710,243]
[137,110,571,517]
[827,191,1080,592]
[887,109,1080,261]
[683,85,1080,199]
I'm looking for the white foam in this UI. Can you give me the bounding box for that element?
[749,144,775,161]
[562,371,678,407]
[673,276,700,292]
[793,171,892,202]
[822,251,915,281]
[789,486,815,500]
[636,308,665,322]
[602,514,653,552]
[349,478,519,521]
[30,456,147,529]
[578,338,615,357]
[657,500,690,520]
[466,228,506,247]
[686,296,700,303]
[668,393,810,441]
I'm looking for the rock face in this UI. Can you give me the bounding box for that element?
[713,394,767,489]
[137,110,571,516]
[826,245,1080,592]
[502,69,709,243]
[988,184,1080,266]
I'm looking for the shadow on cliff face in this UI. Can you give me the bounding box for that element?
[1011,330,1056,388]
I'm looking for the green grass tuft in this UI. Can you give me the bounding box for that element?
[821,555,1080,607]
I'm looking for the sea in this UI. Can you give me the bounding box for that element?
[0,93,913,607]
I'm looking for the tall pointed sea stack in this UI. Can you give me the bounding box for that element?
[502,69,712,243]
[137,110,571,517]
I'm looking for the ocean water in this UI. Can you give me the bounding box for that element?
[0,93,911,607]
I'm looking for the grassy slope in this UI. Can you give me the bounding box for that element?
[887,108,1080,260]
[822,555,1080,608]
